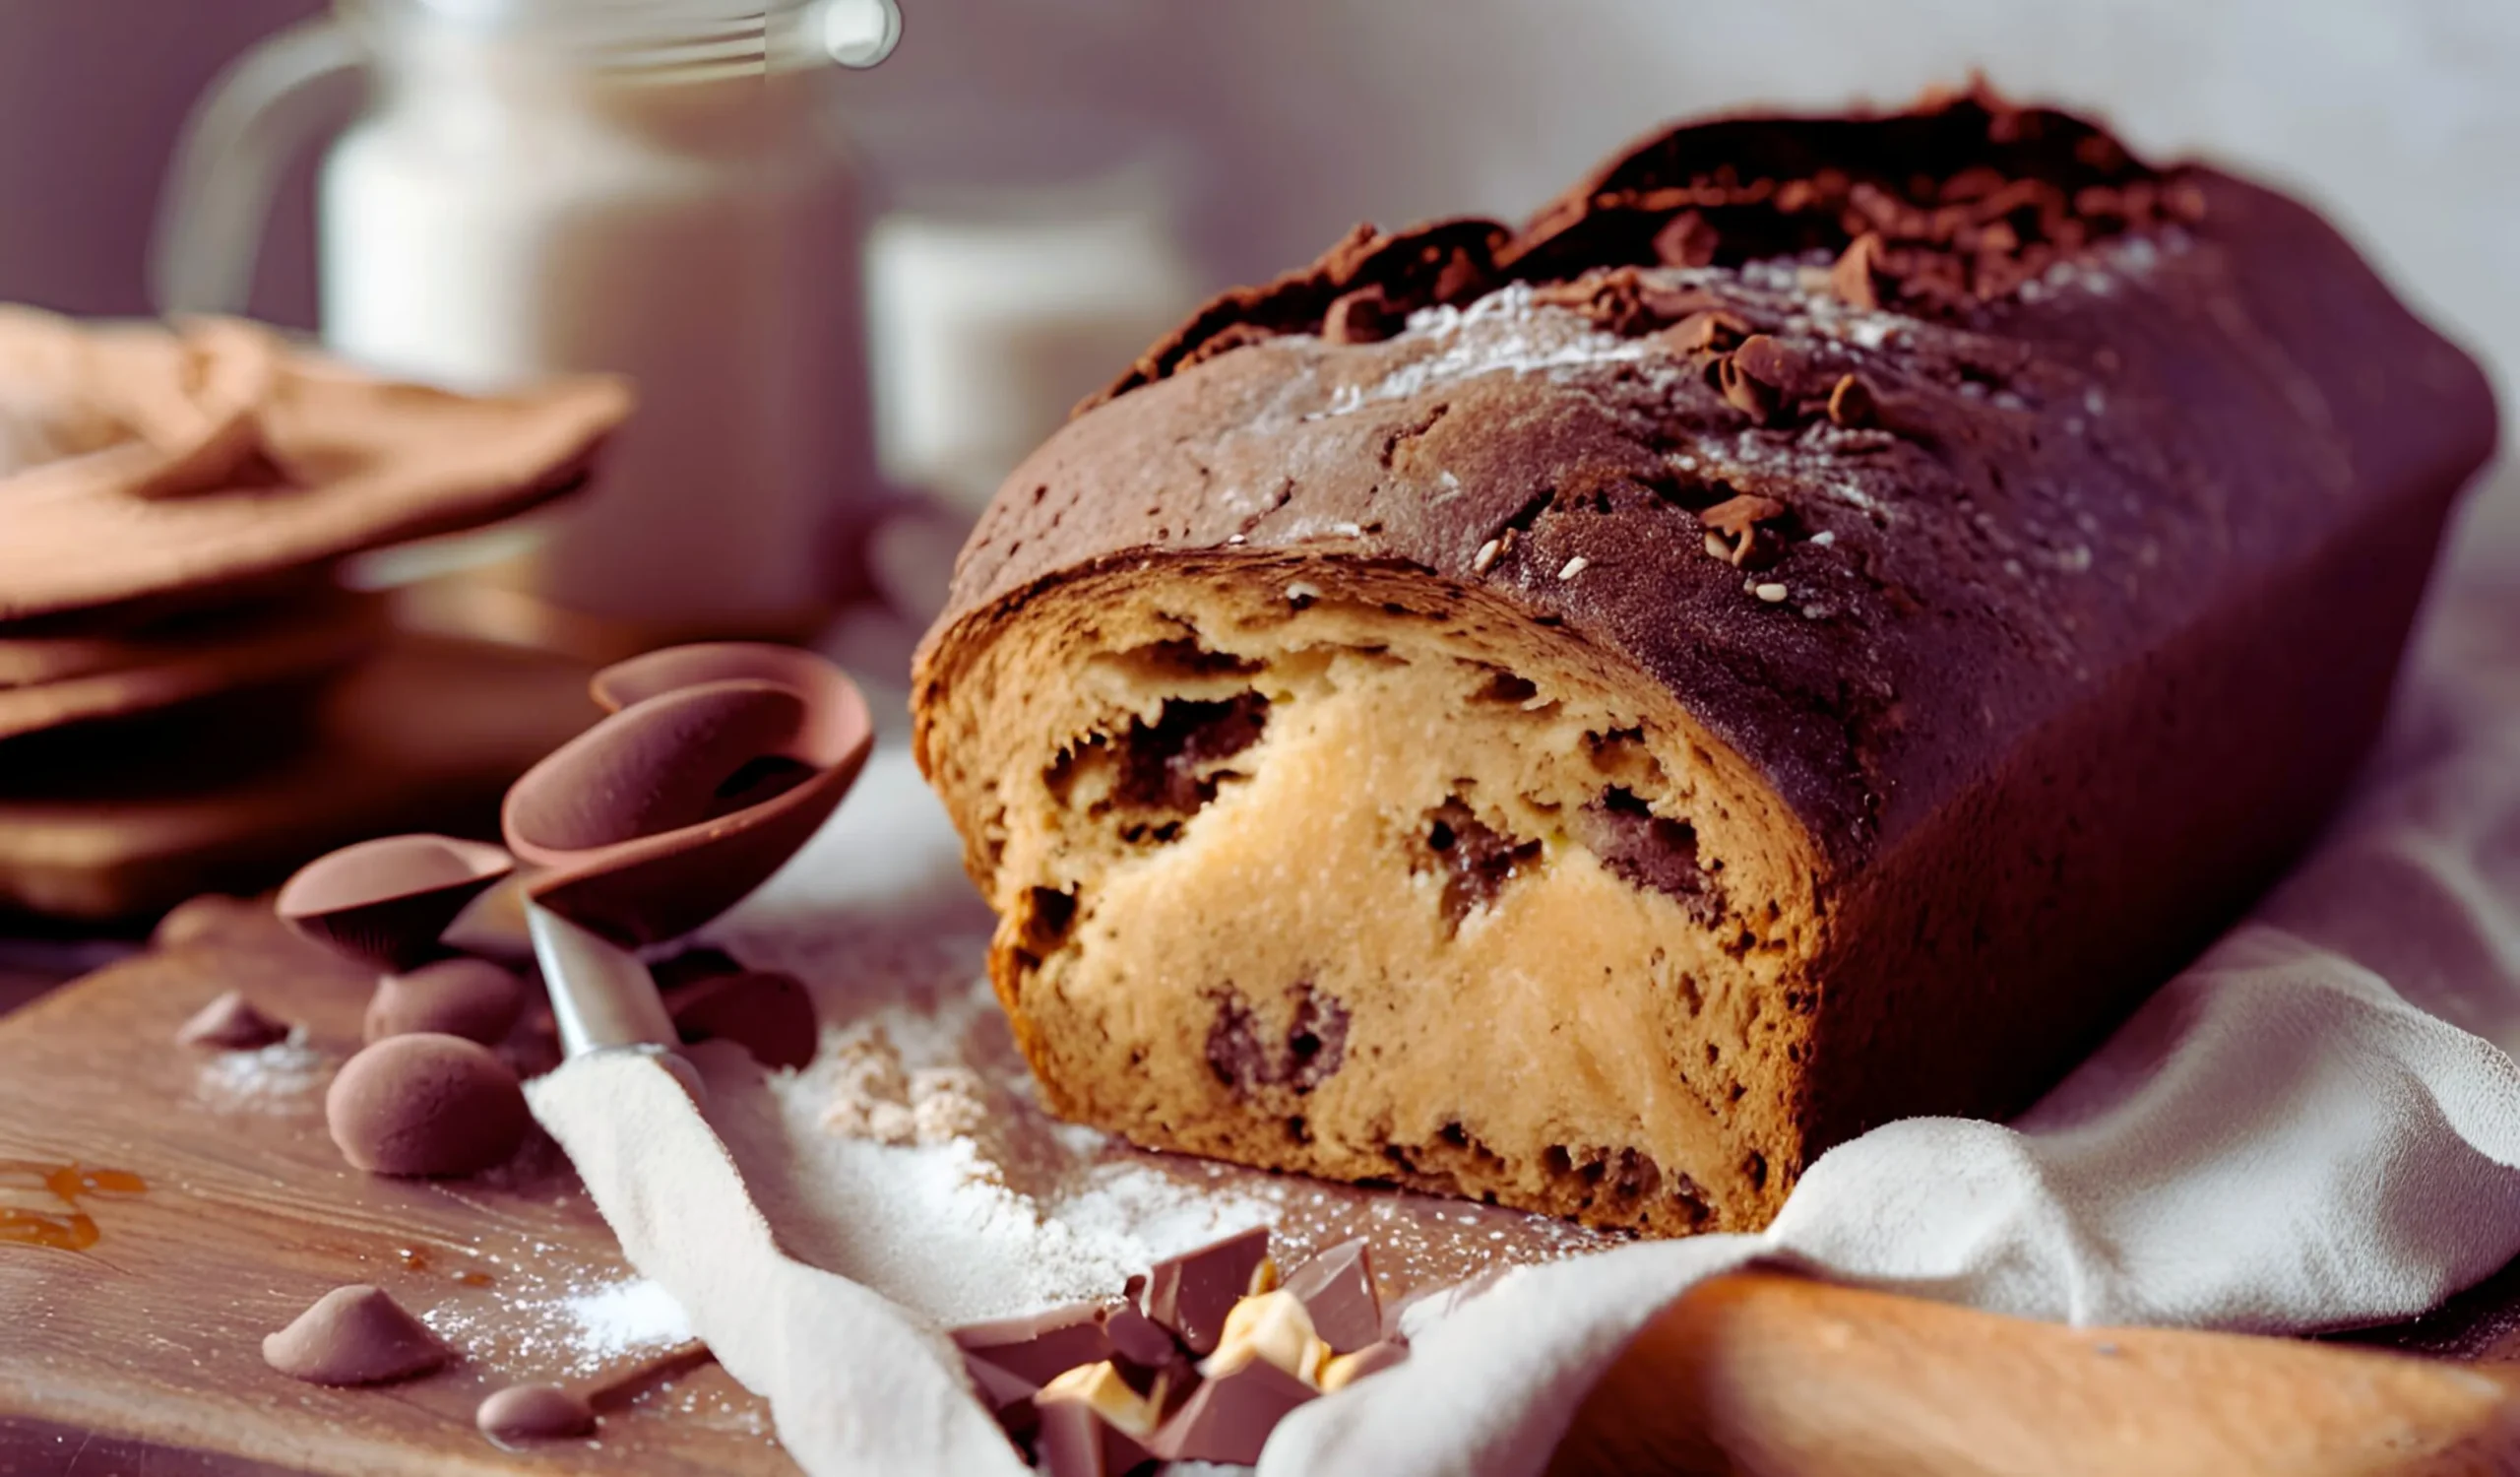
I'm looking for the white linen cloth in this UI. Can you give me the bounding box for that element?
[535,570,2520,1477]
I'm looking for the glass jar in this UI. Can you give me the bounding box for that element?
[154,0,902,639]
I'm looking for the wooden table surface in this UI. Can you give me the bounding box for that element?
[11,899,2520,1477]
[0,898,786,1477]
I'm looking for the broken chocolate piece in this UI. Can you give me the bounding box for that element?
[667,969,818,1070]
[1115,692,1270,814]
[175,990,288,1050]
[1145,1356,1317,1465]
[1283,1238,1381,1355]
[365,958,527,1046]
[1141,1226,1271,1355]
[1575,789,1723,925]
[1422,800,1540,927]
[1101,1304,1176,1373]
[952,1302,1115,1391]
[1320,1339,1410,1392]
[476,1382,596,1444]
[1033,1393,1154,1477]
[262,1284,448,1385]
[325,1032,531,1177]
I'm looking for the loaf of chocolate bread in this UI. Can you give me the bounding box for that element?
[912,90,2497,1235]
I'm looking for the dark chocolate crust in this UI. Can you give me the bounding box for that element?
[915,90,2499,1196]
[926,92,2495,875]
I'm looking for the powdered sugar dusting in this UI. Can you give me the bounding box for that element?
[191,1028,327,1114]
[421,1272,692,1379]
[1318,283,1660,417]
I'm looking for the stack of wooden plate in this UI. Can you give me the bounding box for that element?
[0,307,632,920]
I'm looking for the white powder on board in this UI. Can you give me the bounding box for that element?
[421,1273,693,1379]
[191,1029,327,1114]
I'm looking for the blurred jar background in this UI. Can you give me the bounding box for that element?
[4,0,2514,673]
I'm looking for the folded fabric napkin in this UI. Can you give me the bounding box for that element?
[535,570,2520,1477]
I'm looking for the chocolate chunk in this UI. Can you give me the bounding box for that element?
[1575,789,1723,925]
[262,1284,448,1385]
[1320,1338,1410,1391]
[325,1033,531,1177]
[365,958,527,1046]
[1102,1304,1178,1372]
[476,1382,596,1445]
[1282,1239,1380,1354]
[1205,985,1349,1097]
[1116,692,1270,813]
[952,1302,1114,1391]
[1421,800,1540,927]
[1033,1395,1153,1477]
[1141,1226,1271,1355]
[176,990,288,1050]
[1145,1356,1317,1465]
[667,969,818,1070]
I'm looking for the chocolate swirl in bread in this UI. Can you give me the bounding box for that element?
[913,88,2497,1234]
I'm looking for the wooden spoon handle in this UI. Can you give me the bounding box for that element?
[1548,1271,2520,1477]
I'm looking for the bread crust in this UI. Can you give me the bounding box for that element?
[914,92,2498,1232]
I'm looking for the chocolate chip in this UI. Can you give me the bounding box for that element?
[1283,987,1349,1093]
[1574,789,1723,925]
[262,1285,448,1385]
[1116,692,1270,814]
[364,958,527,1046]
[1204,984,1348,1097]
[176,990,288,1050]
[476,1382,596,1445]
[1421,800,1540,927]
[325,1033,531,1177]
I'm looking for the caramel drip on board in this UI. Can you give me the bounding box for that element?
[0,1161,147,1251]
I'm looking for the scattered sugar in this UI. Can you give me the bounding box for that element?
[192,1028,327,1114]
[565,1278,694,1362]
[1320,283,1661,417]
[420,1274,692,1380]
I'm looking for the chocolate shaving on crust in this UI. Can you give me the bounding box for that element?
[1079,219,1509,414]
[1085,85,2202,412]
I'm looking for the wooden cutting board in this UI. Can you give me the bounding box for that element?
[6,901,2520,1476]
